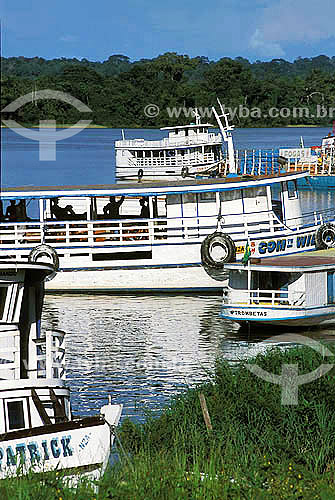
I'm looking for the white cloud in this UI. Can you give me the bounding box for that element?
[249,28,285,58]
[256,0,335,44]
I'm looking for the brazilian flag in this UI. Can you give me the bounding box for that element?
[242,243,251,266]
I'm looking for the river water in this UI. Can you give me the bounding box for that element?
[2,126,335,421]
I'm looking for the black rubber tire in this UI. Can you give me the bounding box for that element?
[28,244,59,281]
[181,166,189,178]
[201,232,236,268]
[315,223,335,249]
[138,169,144,180]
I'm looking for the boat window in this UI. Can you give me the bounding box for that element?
[2,199,39,222]
[242,186,267,199]
[182,193,196,204]
[220,190,241,202]
[167,194,182,205]
[7,400,25,430]
[229,270,247,289]
[287,180,298,199]
[152,196,167,218]
[145,151,151,158]
[0,286,8,320]
[199,192,216,202]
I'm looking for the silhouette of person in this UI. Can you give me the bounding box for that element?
[51,198,76,220]
[139,198,149,218]
[5,200,18,221]
[103,196,125,218]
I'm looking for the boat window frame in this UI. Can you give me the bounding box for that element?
[287,180,298,199]
[5,397,29,432]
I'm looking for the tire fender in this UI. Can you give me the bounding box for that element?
[201,232,236,268]
[315,223,335,250]
[28,244,59,281]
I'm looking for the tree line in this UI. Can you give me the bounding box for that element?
[1,53,335,128]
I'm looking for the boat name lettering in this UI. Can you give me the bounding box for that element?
[229,310,268,317]
[0,435,73,468]
[258,233,315,255]
[236,245,245,254]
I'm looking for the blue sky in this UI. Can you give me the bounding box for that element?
[1,0,335,62]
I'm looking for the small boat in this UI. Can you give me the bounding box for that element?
[221,250,335,327]
[0,261,122,480]
[115,109,224,181]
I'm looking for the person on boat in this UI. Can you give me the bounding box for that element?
[5,200,18,221]
[139,197,149,218]
[16,200,28,221]
[103,196,125,219]
[51,198,76,220]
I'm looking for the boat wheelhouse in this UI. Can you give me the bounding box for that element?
[115,114,223,181]
[221,251,335,327]
[0,261,122,479]
[0,171,335,293]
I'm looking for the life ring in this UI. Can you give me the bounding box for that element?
[138,169,144,181]
[201,232,236,268]
[28,244,59,281]
[181,166,189,178]
[315,223,335,249]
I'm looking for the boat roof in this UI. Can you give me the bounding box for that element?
[225,249,335,273]
[160,123,214,130]
[0,262,55,275]
[0,171,309,200]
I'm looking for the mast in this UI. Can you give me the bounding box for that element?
[212,99,236,173]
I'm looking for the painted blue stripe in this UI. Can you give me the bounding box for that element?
[221,304,335,312]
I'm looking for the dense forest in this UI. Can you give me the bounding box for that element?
[1,53,335,128]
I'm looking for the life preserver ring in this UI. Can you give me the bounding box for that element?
[201,232,236,268]
[181,166,189,178]
[28,244,59,281]
[315,223,335,249]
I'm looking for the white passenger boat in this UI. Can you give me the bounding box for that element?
[0,173,335,293]
[115,114,223,181]
[0,261,122,479]
[221,250,335,327]
[1,171,335,293]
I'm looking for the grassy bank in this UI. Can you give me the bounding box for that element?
[3,344,335,498]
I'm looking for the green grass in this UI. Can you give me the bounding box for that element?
[3,344,335,498]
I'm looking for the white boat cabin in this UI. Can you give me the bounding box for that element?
[0,171,333,292]
[0,262,69,435]
[115,120,223,180]
[221,252,335,327]
[0,261,123,480]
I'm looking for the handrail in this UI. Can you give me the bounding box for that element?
[224,288,305,307]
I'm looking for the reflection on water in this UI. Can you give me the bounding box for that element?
[42,293,335,422]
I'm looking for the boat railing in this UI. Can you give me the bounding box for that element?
[35,329,66,379]
[115,133,221,149]
[128,152,217,168]
[224,288,306,307]
[286,145,335,175]
[1,206,335,253]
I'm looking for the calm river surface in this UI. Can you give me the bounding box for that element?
[2,126,335,421]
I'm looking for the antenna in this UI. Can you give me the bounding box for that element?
[192,108,201,125]
[212,98,236,173]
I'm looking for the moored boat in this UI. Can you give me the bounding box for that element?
[1,171,335,292]
[0,261,122,480]
[115,110,223,181]
[221,250,335,328]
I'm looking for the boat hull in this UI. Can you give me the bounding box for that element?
[221,305,335,327]
[0,406,122,481]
